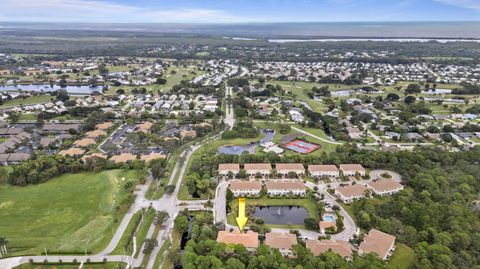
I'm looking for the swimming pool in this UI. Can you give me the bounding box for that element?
[324,215,335,222]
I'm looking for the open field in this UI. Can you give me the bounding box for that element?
[0,95,54,107]
[386,243,416,269]
[0,169,143,256]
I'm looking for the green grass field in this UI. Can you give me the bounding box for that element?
[386,243,416,269]
[0,95,54,107]
[0,169,143,256]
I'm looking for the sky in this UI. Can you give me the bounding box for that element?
[0,0,479,23]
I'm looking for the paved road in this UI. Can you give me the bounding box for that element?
[369,170,402,182]
[224,86,234,129]
[214,181,229,224]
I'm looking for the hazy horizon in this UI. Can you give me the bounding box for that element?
[2,21,480,39]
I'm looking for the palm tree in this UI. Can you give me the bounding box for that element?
[0,237,8,258]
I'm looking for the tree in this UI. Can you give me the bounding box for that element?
[386,93,400,101]
[404,96,416,105]
[142,238,158,254]
[156,78,167,85]
[304,217,319,230]
[405,83,421,94]
[174,215,189,233]
[225,257,245,269]
[55,89,70,102]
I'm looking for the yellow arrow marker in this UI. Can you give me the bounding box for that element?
[236,197,248,233]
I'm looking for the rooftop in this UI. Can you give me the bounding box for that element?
[216,230,259,249]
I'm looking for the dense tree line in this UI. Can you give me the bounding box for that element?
[174,211,386,269]
[7,154,147,186]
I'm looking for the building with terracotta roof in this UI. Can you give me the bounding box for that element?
[43,123,81,133]
[265,180,306,196]
[368,179,404,196]
[359,229,396,260]
[265,232,298,257]
[335,184,368,203]
[58,148,86,157]
[96,122,114,130]
[110,153,137,163]
[73,138,97,148]
[229,180,262,197]
[140,152,166,163]
[82,152,107,161]
[244,163,272,177]
[216,230,259,252]
[218,163,240,177]
[306,239,352,259]
[339,164,366,177]
[180,129,197,139]
[319,221,337,234]
[308,165,339,178]
[86,129,107,139]
[135,122,153,133]
[275,163,305,177]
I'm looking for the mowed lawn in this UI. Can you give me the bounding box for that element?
[0,169,142,256]
[387,243,416,269]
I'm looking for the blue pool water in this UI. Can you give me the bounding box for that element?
[324,215,335,222]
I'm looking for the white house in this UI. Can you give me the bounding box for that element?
[335,184,368,203]
[244,163,272,177]
[308,165,339,178]
[368,179,404,196]
[229,181,262,197]
[218,163,240,177]
[339,164,366,177]
[265,180,306,196]
[275,163,305,177]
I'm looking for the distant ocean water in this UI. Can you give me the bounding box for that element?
[1,21,480,38]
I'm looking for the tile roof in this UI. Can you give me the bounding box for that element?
[218,163,240,172]
[216,230,259,249]
[308,164,339,172]
[359,229,396,259]
[265,232,298,250]
[335,184,367,198]
[339,164,365,172]
[306,239,352,258]
[95,122,114,130]
[275,163,305,171]
[244,163,272,171]
[110,153,137,163]
[368,179,403,192]
[59,148,85,157]
[229,180,262,191]
[265,180,305,190]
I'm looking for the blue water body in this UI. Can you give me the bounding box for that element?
[253,206,309,225]
[0,84,105,94]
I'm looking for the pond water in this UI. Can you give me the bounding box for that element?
[0,84,106,94]
[253,206,309,225]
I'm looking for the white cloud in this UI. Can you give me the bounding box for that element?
[434,0,480,11]
[0,0,244,23]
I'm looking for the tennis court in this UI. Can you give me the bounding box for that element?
[285,139,320,154]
